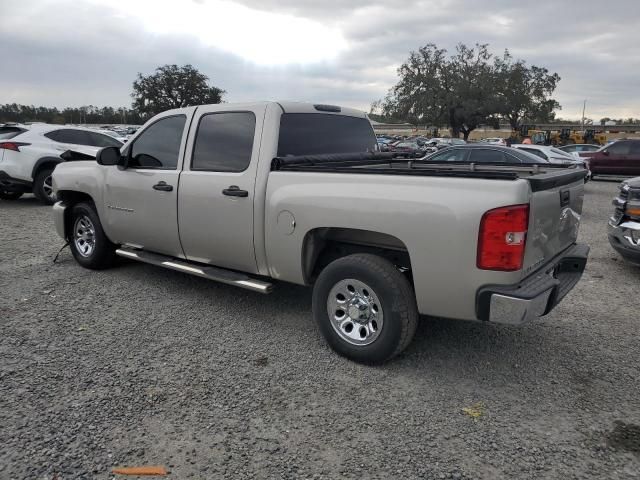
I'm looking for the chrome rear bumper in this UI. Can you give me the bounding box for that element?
[477,243,589,325]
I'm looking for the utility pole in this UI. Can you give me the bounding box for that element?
[581,100,586,131]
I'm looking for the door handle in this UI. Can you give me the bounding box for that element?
[152,181,173,192]
[222,185,248,197]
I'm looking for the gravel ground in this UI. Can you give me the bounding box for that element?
[1,180,639,480]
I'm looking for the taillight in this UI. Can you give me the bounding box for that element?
[0,142,30,152]
[477,204,529,271]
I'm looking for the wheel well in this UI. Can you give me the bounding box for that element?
[31,157,62,180]
[302,227,412,284]
[56,191,96,239]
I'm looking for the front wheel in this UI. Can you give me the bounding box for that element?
[312,253,418,364]
[0,190,23,200]
[69,202,117,270]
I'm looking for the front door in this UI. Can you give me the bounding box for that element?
[593,141,630,175]
[103,110,192,258]
[178,105,265,273]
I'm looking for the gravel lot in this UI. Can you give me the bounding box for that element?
[1,180,639,480]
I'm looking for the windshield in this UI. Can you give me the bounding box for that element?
[277,113,377,156]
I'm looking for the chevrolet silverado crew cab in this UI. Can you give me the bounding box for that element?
[52,102,589,363]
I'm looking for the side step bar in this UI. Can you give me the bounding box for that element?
[115,247,273,294]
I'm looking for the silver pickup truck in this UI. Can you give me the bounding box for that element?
[52,101,589,363]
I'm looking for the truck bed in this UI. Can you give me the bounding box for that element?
[271,152,587,187]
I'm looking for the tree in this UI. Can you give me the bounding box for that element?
[131,64,225,118]
[493,51,561,129]
[381,43,503,140]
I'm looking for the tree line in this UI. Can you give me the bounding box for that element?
[375,43,562,139]
[1,65,225,125]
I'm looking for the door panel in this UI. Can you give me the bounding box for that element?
[178,106,265,273]
[103,110,193,257]
[104,168,182,256]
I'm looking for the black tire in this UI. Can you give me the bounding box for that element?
[312,253,418,364]
[33,168,56,205]
[0,190,23,200]
[68,202,117,270]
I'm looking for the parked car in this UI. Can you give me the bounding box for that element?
[608,177,640,265]
[425,138,467,150]
[389,141,422,155]
[481,137,507,146]
[511,144,585,170]
[52,101,588,363]
[424,144,547,164]
[0,124,123,204]
[559,144,601,157]
[578,139,640,177]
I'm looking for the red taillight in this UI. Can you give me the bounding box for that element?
[477,204,529,271]
[0,142,29,152]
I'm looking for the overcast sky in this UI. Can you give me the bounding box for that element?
[2,0,639,119]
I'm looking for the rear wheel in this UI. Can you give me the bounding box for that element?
[69,202,117,270]
[312,253,418,364]
[0,190,23,200]
[33,168,56,205]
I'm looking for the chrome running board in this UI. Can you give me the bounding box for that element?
[115,247,273,294]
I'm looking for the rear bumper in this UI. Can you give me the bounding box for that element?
[476,243,589,325]
[52,201,68,240]
[0,171,32,193]
[608,219,640,265]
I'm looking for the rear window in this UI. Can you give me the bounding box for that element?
[0,127,26,140]
[277,113,377,157]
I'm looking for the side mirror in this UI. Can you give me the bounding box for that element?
[96,146,122,166]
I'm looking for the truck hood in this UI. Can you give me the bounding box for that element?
[622,176,640,189]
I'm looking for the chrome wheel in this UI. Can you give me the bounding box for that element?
[327,279,384,346]
[43,175,54,200]
[73,215,96,257]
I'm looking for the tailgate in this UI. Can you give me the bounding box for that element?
[522,170,586,275]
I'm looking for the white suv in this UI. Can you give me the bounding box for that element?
[0,124,123,204]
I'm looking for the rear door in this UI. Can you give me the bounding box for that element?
[595,141,630,174]
[177,105,265,273]
[627,141,640,175]
[103,110,193,257]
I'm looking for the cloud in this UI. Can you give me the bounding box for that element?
[1,0,638,119]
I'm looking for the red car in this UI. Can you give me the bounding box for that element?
[579,139,640,176]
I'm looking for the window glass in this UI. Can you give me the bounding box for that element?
[0,127,26,140]
[518,147,547,160]
[45,129,89,145]
[277,113,377,156]
[468,149,509,163]
[550,148,570,157]
[429,148,467,162]
[129,115,186,169]
[629,142,640,155]
[192,112,256,172]
[85,132,123,148]
[607,141,631,155]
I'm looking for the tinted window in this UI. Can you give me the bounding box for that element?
[518,147,547,160]
[0,127,26,140]
[429,148,467,162]
[85,132,122,148]
[192,112,256,172]
[45,129,89,145]
[277,113,377,156]
[607,141,631,155]
[468,149,511,163]
[629,142,640,155]
[129,115,186,169]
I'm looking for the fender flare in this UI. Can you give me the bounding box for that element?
[31,156,63,180]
